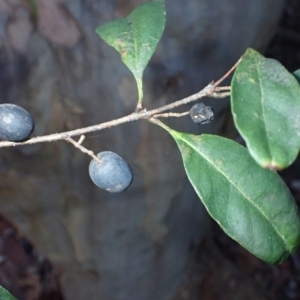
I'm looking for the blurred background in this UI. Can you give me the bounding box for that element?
[0,0,299,299]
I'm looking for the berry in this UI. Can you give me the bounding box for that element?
[89,151,133,193]
[189,103,214,124]
[0,104,34,142]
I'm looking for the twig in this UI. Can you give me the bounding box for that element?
[153,112,189,118]
[208,86,231,98]
[64,136,101,164]
[215,86,231,91]
[0,83,214,148]
[209,92,231,98]
[213,58,241,87]
[77,135,86,144]
[0,59,240,149]
[149,82,215,114]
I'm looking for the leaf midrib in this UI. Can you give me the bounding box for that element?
[126,15,140,76]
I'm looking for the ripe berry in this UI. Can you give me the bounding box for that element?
[89,151,133,193]
[0,104,34,141]
[190,103,214,124]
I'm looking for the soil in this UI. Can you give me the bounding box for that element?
[0,216,64,300]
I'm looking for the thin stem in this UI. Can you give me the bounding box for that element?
[215,86,231,91]
[208,86,231,98]
[65,136,101,164]
[0,82,214,148]
[149,82,215,114]
[148,118,172,133]
[213,58,241,87]
[153,111,189,118]
[135,77,144,111]
[77,135,86,145]
[0,59,241,149]
[209,92,231,98]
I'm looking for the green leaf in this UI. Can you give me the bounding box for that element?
[294,69,300,85]
[0,286,17,300]
[231,48,300,170]
[168,129,300,264]
[96,0,165,107]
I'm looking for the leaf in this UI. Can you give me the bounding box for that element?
[0,286,17,300]
[294,69,300,85]
[168,129,300,264]
[231,48,300,170]
[96,0,165,106]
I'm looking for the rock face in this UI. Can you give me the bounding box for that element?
[0,0,285,299]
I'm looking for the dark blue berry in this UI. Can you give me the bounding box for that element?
[0,104,34,142]
[89,151,133,193]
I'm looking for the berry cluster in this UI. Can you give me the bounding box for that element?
[0,102,214,194]
[0,104,133,193]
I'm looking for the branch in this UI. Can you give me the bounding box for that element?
[0,59,239,149]
[213,58,241,87]
[0,83,213,148]
[208,86,231,98]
